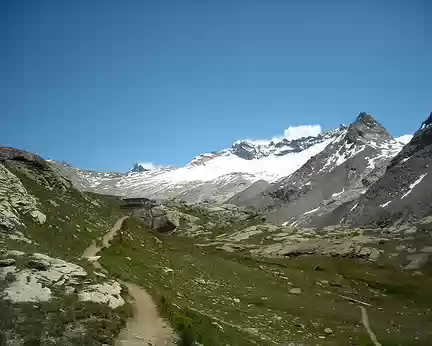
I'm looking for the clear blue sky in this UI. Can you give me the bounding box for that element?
[2,0,430,172]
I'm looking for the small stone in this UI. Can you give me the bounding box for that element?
[313,265,324,271]
[48,200,59,207]
[324,328,333,334]
[233,298,240,303]
[125,256,132,261]
[289,287,302,294]
[0,258,16,267]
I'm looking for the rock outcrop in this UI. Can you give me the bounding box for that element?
[0,163,45,231]
[316,114,432,227]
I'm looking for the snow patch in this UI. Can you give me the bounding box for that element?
[332,189,345,198]
[380,201,392,208]
[400,156,412,164]
[396,135,413,145]
[303,207,320,215]
[350,203,359,212]
[401,173,428,199]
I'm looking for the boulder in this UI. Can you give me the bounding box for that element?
[136,206,177,233]
[0,258,16,267]
[151,214,176,233]
[27,259,51,270]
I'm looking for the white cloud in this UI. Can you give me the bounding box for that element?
[137,162,165,170]
[238,125,323,146]
[395,135,413,145]
[282,125,322,140]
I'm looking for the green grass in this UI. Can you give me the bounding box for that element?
[100,217,432,346]
[8,168,123,259]
[1,166,131,345]
[0,292,132,345]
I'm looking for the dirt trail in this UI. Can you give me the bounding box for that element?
[360,306,381,346]
[82,216,176,346]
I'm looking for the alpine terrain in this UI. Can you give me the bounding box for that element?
[2,112,432,346]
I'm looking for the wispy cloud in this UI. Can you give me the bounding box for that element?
[281,125,322,140]
[137,162,166,170]
[239,124,323,145]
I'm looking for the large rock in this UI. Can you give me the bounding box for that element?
[136,206,177,233]
[151,214,176,233]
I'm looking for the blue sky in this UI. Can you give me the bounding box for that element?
[1,0,430,172]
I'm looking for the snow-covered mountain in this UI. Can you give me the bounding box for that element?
[313,115,432,228]
[50,124,349,202]
[50,112,411,211]
[228,113,407,225]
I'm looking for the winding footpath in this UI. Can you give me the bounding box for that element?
[360,306,382,346]
[82,216,176,346]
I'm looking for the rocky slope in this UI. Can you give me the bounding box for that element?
[313,116,432,228]
[228,113,406,226]
[0,147,131,345]
[50,112,416,228]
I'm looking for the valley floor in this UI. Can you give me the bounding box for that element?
[100,217,432,346]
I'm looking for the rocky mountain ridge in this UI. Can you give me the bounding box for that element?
[50,123,348,202]
[49,113,409,207]
[230,112,432,229]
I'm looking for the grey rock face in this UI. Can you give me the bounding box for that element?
[228,113,404,227]
[0,147,72,192]
[130,204,177,233]
[150,207,177,233]
[331,115,432,227]
[130,163,151,173]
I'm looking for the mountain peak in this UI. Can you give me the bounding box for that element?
[346,112,393,144]
[354,112,379,126]
[130,163,151,173]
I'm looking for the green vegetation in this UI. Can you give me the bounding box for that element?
[9,168,122,259]
[101,217,432,345]
[0,167,131,345]
[0,292,132,345]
